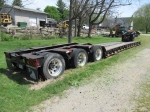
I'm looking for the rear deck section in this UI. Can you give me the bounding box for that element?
[96,42,140,57]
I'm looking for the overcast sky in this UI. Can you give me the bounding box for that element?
[10,0,150,17]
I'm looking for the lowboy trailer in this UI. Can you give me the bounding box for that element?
[4,41,141,81]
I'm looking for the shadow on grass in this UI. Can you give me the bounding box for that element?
[0,68,35,85]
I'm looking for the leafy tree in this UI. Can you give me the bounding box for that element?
[56,0,69,20]
[44,6,61,21]
[62,9,69,20]
[12,0,23,7]
[133,3,150,33]
[56,0,66,14]
[0,0,5,10]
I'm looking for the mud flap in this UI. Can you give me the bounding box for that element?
[26,66,39,81]
[6,59,13,69]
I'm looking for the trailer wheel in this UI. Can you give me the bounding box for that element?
[90,46,103,62]
[42,53,65,79]
[71,49,88,68]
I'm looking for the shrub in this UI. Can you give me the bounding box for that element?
[0,32,13,41]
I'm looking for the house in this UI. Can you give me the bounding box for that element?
[0,5,47,27]
[100,17,133,30]
[47,18,57,24]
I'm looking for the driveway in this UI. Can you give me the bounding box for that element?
[31,48,150,112]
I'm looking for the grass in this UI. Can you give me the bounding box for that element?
[141,31,150,34]
[135,70,150,111]
[0,35,149,111]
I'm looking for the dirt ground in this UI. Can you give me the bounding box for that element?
[31,48,150,112]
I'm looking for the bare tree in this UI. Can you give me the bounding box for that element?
[87,0,132,37]
[71,0,90,37]
[68,0,90,43]
[67,0,133,40]
[76,9,90,37]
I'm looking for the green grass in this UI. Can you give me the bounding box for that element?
[141,31,150,34]
[0,35,149,111]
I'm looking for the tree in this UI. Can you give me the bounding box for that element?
[133,3,150,33]
[44,6,61,21]
[87,0,132,37]
[67,0,133,42]
[0,0,6,41]
[12,0,23,7]
[0,0,5,10]
[68,0,91,43]
[71,0,91,37]
[63,9,69,20]
[56,0,66,13]
[56,0,69,20]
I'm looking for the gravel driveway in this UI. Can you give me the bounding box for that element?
[32,48,150,112]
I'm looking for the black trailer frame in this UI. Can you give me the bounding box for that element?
[4,41,141,81]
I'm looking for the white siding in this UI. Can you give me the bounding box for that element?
[2,7,47,26]
[29,18,37,26]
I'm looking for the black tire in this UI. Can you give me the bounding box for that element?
[42,53,65,79]
[71,49,88,68]
[90,46,103,62]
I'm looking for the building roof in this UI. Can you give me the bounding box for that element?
[3,5,47,15]
[47,18,57,23]
[117,17,132,24]
[100,17,132,28]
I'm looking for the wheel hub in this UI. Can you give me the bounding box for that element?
[77,52,86,66]
[48,58,62,77]
[95,49,102,60]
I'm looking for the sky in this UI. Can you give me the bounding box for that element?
[116,0,150,17]
[9,0,150,17]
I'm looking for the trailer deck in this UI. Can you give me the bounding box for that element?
[4,41,141,81]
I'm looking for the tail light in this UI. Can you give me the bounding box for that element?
[27,59,40,68]
[35,59,40,68]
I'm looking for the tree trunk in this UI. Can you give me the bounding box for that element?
[68,0,73,43]
[68,20,73,43]
[146,26,148,34]
[88,24,92,38]
[74,18,77,37]
[77,25,81,37]
[77,17,82,37]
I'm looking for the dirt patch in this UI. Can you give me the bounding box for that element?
[31,48,150,112]
[29,69,73,90]
[141,34,150,36]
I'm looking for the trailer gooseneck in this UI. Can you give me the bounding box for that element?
[4,41,141,81]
